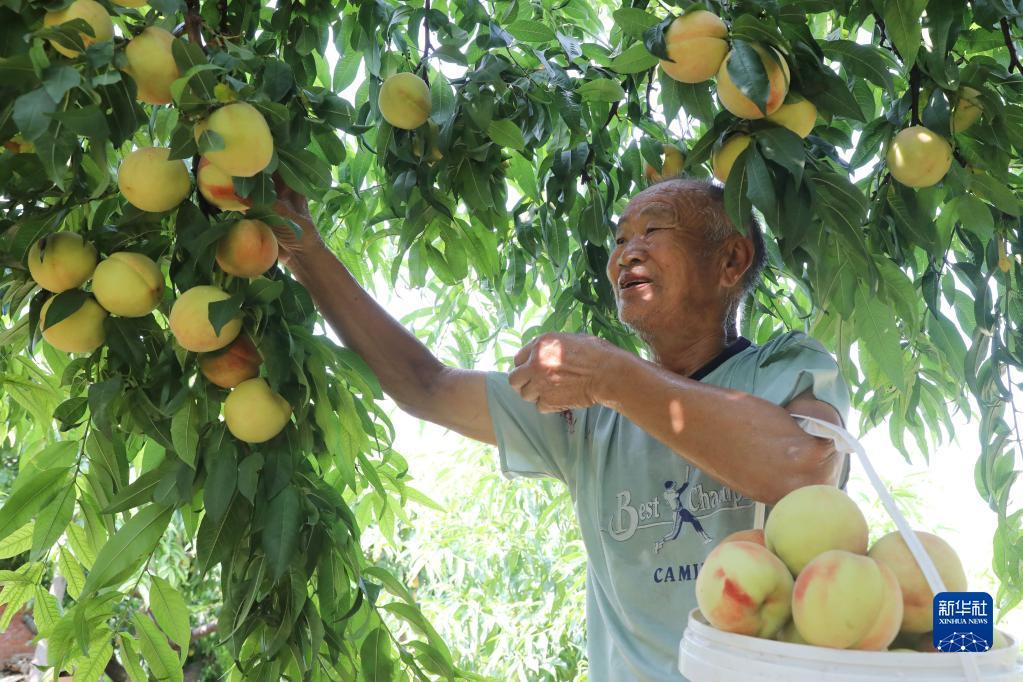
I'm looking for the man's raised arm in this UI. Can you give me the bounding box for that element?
[271,183,495,445]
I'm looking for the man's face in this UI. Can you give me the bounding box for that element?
[607,189,723,335]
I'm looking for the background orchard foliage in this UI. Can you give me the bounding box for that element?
[0,0,1022,678]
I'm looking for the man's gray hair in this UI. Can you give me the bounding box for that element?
[649,177,767,335]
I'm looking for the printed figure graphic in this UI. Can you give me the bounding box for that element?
[655,468,713,553]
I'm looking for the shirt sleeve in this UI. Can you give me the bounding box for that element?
[753,331,854,489]
[484,371,579,485]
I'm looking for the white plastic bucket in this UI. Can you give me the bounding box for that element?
[678,415,1023,681]
[679,608,1023,681]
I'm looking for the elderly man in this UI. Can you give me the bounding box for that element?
[272,177,850,681]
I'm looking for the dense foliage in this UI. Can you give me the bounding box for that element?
[0,0,1021,677]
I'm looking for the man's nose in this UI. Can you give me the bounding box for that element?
[617,237,647,266]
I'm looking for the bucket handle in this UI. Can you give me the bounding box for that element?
[752,415,983,682]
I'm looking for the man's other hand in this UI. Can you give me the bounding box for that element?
[271,174,325,266]
[509,332,618,413]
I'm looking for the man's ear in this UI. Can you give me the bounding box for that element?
[720,234,754,288]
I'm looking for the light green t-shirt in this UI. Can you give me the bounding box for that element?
[484,331,851,681]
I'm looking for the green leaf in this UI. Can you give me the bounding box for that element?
[197,495,248,574]
[277,146,333,196]
[610,43,658,74]
[72,637,113,682]
[723,146,752,231]
[822,39,896,92]
[613,8,659,37]
[726,40,770,116]
[203,446,236,524]
[262,485,301,580]
[81,504,173,597]
[33,586,60,635]
[59,546,86,600]
[170,400,200,468]
[117,635,149,682]
[505,20,556,43]
[101,459,174,514]
[0,467,70,544]
[853,287,906,392]
[359,627,394,681]
[429,72,456,125]
[745,148,776,219]
[149,576,190,658]
[486,119,525,151]
[131,612,183,682]
[0,522,34,559]
[576,78,625,103]
[30,482,75,560]
[13,88,57,141]
[880,0,928,69]
[969,173,1022,216]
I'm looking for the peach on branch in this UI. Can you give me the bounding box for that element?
[712,134,751,183]
[216,219,279,278]
[91,252,164,317]
[694,540,793,638]
[196,158,251,212]
[223,378,292,443]
[716,44,790,119]
[886,126,952,188]
[764,484,869,575]
[168,285,242,352]
[195,102,274,178]
[766,98,818,138]
[868,530,968,634]
[118,147,191,213]
[952,86,983,134]
[43,0,113,58]
[199,334,261,388]
[658,10,729,84]
[123,27,180,105]
[378,72,432,130]
[644,143,685,183]
[27,232,98,293]
[40,294,107,354]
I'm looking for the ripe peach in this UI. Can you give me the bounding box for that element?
[91,252,164,317]
[765,484,869,575]
[868,530,968,634]
[223,378,292,443]
[196,158,251,212]
[766,98,818,138]
[792,550,903,650]
[40,294,107,353]
[774,619,806,645]
[43,0,113,58]
[378,72,432,130]
[216,219,278,278]
[195,102,274,177]
[695,540,793,638]
[658,10,728,84]
[168,285,242,352]
[712,134,751,183]
[27,232,98,293]
[199,334,261,388]
[118,147,191,213]
[644,143,685,183]
[123,27,180,105]
[716,44,790,119]
[886,126,952,188]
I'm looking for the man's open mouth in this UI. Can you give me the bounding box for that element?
[620,277,652,290]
